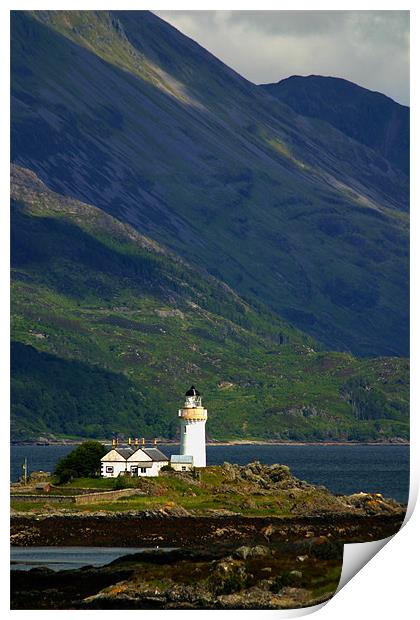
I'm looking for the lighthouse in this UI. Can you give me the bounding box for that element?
[178,385,207,467]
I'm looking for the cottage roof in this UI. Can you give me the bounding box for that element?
[142,448,169,462]
[115,448,135,459]
[101,447,168,462]
[101,448,132,462]
[170,455,194,464]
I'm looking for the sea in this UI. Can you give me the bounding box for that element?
[10,443,410,504]
[10,546,177,571]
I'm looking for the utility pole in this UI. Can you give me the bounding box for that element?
[22,458,27,485]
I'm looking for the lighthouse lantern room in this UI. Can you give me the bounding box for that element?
[178,385,207,467]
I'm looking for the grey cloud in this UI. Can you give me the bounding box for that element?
[155,10,409,105]
[224,11,352,36]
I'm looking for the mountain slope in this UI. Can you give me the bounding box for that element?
[11,10,409,356]
[261,75,409,175]
[11,166,409,441]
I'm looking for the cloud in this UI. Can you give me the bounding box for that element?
[154,10,409,105]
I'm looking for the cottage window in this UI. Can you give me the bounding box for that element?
[182,466,186,471]
[140,467,147,474]
[106,466,114,473]
[130,466,138,473]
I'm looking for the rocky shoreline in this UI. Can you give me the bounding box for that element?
[10,512,404,610]
[11,542,342,610]
[11,512,405,548]
[10,462,406,609]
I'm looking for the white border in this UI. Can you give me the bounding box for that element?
[3,2,416,618]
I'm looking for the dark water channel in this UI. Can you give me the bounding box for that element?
[11,443,410,503]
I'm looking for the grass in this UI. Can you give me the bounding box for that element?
[264,134,310,171]
[11,489,291,516]
[307,564,342,599]
[62,477,116,490]
[11,466,360,517]
[11,500,75,512]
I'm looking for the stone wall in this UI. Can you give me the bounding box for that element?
[11,488,145,505]
[10,494,76,504]
[74,488,144,504]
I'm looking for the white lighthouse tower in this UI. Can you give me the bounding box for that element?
[179,385,207,468]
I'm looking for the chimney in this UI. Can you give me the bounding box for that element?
[134,438,139,447]
[153,438,157,446]
[128,437,132,446]
[141,437,145,447]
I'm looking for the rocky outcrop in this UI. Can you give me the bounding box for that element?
[221,461,310,490]
[11,543,342,609]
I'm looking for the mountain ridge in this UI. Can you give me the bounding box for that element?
[261,74,409,174]
[11,10,409,356]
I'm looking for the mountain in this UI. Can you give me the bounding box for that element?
[11,10,409,357]
[11,165,409,441]
[261,75,409,175]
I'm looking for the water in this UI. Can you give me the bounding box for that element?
[11,443,410,503]
[10,546,175,571]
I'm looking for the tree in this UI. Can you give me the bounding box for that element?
[55,441,106,483]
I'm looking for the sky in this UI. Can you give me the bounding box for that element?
[155,10,410,105]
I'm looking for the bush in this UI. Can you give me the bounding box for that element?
[113,474,139,490]
[56,468,78,484]
[55,441,106,483]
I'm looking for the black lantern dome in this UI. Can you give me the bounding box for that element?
[185,385,200,397]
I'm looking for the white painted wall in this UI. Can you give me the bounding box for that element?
[180,419,206,467]
[127,448,152,463]
[102,460,168,478]
[171,462,193,472]
[131,461,167,477]
[147,462,167,477]
[101,460,128,478]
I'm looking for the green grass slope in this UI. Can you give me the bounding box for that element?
[11,166,409,442]
[11,10,409,356]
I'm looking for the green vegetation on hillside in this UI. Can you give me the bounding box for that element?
[11,166,409,442]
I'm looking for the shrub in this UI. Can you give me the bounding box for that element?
[55,441,106,483]
[55,468,77,484]
[113,474,139,490]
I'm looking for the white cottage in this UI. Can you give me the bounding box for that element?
[127,447,169,477]
[101,446,168,478]
[100,448,133,478]
[170,454,194,471]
